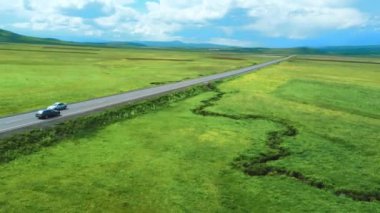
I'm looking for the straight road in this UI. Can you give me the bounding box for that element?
[0,56,293,136]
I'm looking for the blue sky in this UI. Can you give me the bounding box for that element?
[0,0,379,47]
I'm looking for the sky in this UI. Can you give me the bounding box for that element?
[0,0,379,47]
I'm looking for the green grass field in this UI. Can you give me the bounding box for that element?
[0,43,275,116]
[0,56,379,211]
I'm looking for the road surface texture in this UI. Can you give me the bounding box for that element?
[0,56,292,137]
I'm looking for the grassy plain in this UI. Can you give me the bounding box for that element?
[214,58,380,198]
[0,57,379,211]
[0,43,275,116]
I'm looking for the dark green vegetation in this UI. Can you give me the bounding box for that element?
[0,43,274,116]
[0,56,379,211]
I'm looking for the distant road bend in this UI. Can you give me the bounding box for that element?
[0,56,293,136]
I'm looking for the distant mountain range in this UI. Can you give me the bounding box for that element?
[0,29,145,47]
[220,46,380,56]
[0,28,228,49]
[1,28,379,56]
[0,28,70,45]
[85,40,228,49]
[137,41,228,49]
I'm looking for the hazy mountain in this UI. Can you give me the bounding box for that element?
[1,28,379,56]
[319,45,380,56]
[0,29,70,45]
[0,29,145,48]
[0,28,233,49]
[137,41,229,48]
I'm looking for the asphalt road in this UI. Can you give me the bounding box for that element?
[0,56,292,136]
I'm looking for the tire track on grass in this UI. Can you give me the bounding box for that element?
[192,84,380,202]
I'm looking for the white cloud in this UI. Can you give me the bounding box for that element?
[95,6,139,27]
[95,0,233,40]
[209,38,254,47]
[237,0,368,38]
[144,0,232,23]
[0,0,371,41]
[368,15,380,31]
[5,0,135,38]
[0,0,24,10]
[13,14,87,32]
